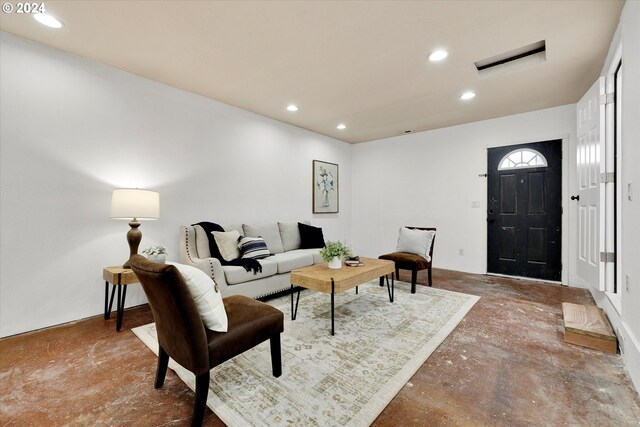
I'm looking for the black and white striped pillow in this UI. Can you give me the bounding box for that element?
[238,236,271,260]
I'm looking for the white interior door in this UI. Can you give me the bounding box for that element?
[576,77,605,291]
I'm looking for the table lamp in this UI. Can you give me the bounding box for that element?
[110,188,160,268]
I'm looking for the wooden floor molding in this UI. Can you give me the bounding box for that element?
[563,302,618,353]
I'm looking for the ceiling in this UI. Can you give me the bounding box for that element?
[0,1,624,144]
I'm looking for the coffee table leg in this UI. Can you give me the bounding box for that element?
[386,274,394,303]
[331,280,335,336]
[291,285,301,320]
[355,286,358,294]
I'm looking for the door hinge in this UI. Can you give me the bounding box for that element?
[600,172,615,183]
[600,252,615,263]
[599,92,615,105]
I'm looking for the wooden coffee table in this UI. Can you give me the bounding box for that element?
[290,257,395,335]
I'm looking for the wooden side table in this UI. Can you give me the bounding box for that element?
[103,266,139,331]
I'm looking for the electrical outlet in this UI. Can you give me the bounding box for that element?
[459,249,464,256]
[471,201,480,208]
[629,183,633,201]
[626,275,630,292]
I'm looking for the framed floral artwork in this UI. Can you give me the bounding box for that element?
[313,160,338,213]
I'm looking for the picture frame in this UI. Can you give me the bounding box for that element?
[313,160,339,213]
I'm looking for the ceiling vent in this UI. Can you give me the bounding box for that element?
[475,40,546,78]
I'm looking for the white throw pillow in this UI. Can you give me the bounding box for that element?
[396,227,435,261]
[212,230,241,261]
[167,262,228,332]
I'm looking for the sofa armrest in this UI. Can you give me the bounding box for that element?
[181,255,230,294]
[179,225,229,291]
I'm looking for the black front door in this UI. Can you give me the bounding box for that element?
[487,140,562,281]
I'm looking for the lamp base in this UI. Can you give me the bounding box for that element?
[122,219,141,269]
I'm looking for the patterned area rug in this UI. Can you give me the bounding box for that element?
[133,280,479,426]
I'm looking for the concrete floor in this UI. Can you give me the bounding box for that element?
[1,269,639,426]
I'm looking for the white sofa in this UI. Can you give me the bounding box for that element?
[179,222,324,299]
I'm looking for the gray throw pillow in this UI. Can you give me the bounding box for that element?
[243,223,285,254]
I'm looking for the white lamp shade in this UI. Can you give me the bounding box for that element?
[110,189,160,220]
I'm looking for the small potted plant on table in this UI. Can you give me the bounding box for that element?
[320,241,351,269]
[142,245,167,263]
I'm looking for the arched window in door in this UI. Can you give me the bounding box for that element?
[498,148,548,170]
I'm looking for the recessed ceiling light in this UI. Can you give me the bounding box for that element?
[460,91,476,101]
[336,123,346,130]
[286,104,299,112]
[34,13,63,29]
[428,49,448,62]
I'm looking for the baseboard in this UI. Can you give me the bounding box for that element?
[485,272,564,285]
[618,320,640,395]
[591,289,640,395]
[0,303,149,339]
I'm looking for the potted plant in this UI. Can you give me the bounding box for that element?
[142,245,167,263]
[319,241,351,269]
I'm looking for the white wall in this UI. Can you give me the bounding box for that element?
[588,0,640,394]
[2,9,638,392]
[350,105,575,279]
[350,1,640,393]
[0,33,352,337]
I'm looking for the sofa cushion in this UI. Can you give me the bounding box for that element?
[295,248,323,264]
[224,259,278,285]
[278,222,303,251]
[167,262,228,332]
[271,251,314,274]
[194,225,212,258]
[212,230,241,261]
[299,223,325,249]
[243,223,285,254]
[223,224,243,234]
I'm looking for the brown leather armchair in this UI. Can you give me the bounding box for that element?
[129,255,284,427]
[378,227,436,293]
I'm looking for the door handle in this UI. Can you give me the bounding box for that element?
[570,195,580,201]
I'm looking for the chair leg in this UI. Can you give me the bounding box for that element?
[270,334,282,378]
[192,372,210,427]
[155,346,169,388]
[411,270,417,294]
[428,267,433,287]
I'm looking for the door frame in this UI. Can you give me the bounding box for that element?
[484,136,570,284]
